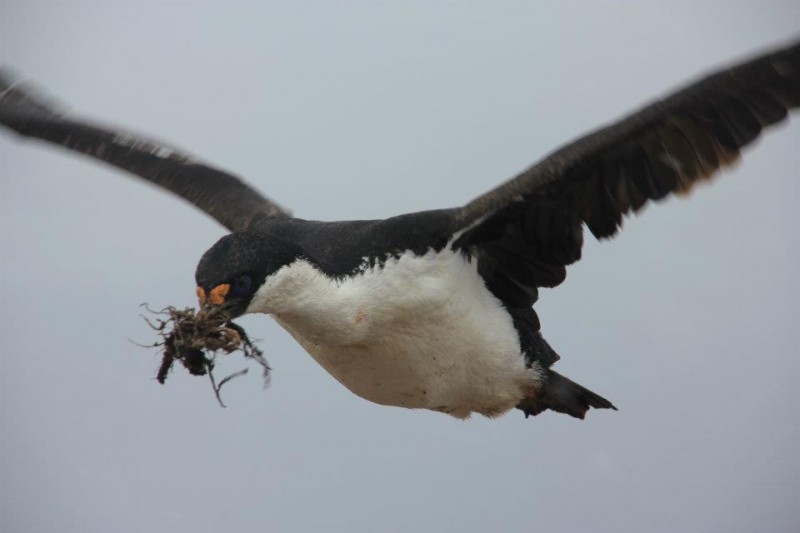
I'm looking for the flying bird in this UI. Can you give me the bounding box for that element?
[1,40,798,420]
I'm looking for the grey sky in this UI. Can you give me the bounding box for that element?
[1,2,799,532]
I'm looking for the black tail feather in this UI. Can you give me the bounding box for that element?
[517,370,617,420]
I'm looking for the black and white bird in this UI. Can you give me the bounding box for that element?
[2,40,798,420]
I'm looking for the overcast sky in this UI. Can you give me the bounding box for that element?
[1,2,799,532]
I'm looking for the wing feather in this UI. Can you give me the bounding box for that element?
[457,39,799,233]
[454,39,800,302]
[0,71,290,232]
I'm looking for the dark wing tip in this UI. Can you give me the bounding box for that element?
[0,68,292,232]
[577,38,799,239]
[458,38,799,245]
[0,68,66,119]
[453,39,798,300]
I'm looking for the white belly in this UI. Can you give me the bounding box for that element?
[247,247,542,418]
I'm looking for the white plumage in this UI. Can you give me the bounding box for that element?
[246,246,542,418]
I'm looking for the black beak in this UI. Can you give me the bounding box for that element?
[203,299,247,321]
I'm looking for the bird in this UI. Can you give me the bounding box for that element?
[1,39,798,420]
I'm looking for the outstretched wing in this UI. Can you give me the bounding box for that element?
[454,39,799,306]
[0,71,291,232]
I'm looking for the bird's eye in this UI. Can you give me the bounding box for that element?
[231,275,253,296]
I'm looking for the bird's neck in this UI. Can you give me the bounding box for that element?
[246,259,368,345]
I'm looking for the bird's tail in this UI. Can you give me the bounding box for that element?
[517,370,617,419]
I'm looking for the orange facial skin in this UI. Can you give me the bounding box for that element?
[196,284,231,307]
[208,284,231,306]
[196,286,207,307]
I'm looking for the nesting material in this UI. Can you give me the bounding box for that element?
[142,305,270,407]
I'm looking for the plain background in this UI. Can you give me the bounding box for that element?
[1,2,799,532]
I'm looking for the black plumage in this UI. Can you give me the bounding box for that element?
[450,41,800,377]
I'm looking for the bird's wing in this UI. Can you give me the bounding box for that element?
[453,39,799,305]
[0,71,291,232]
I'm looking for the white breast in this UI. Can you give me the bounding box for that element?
[245,246,542,418]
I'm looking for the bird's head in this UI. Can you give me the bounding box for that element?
[194,231,299,319]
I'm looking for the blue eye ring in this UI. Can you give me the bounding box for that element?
[231,274,253,296]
